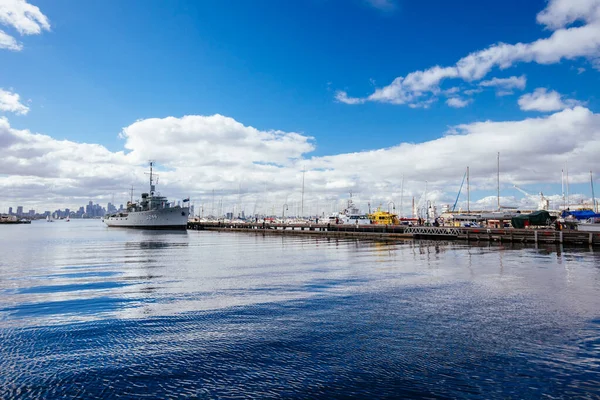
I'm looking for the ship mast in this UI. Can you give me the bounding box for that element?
[149,161,154,195]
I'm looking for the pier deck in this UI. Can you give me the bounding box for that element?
[187,222,600,246]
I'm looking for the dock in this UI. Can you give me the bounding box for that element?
[187,222,600,246]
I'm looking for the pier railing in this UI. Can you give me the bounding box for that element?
[404,226,461,236]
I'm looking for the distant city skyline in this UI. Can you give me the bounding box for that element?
[2,200,120,219]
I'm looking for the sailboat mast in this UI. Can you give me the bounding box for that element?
[497,152,500,210]
[424,181,428,220]
[561,169,565,209]
[301,167,305,218]
[566,163,570,209]
[400,174,404,218]
[467,166,470,213]
[238,183,241,218]
[591,170,597,213]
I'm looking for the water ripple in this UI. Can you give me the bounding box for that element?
[1,221,600,398]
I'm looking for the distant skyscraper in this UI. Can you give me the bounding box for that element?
[29,209,35,216]
[16,206,23,216]
[8,207,12,215]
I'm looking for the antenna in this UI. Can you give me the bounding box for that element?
[130,185,134,204]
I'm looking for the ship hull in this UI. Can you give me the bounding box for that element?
[104,207,189,230]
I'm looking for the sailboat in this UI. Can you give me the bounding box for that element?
[66,215,70,222]
[46,215,54,222]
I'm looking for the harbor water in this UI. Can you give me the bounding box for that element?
[1,220,599,398]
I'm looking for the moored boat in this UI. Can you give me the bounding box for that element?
[328,195,372,225]
[104,162,189,230]
[577,217,600,232]
[368,208,399,225]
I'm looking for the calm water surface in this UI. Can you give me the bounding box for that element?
[1,220,599,398]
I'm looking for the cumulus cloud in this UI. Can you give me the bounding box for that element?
[446,97,471,108]
[1,108,599,214]
[337,0,600,107]
[0,88,29,114]
[0,0,50,51]
[518,88,582,112]
[120,114,314,168]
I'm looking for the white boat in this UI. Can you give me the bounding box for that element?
[104,162,189,230]
[46,215,54,222]
[577,217,600,232]
[329,195,372,225]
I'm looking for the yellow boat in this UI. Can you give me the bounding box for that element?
[368,208,399,225]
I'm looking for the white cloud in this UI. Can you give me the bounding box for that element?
[518,88,582,112]
[463,88,483,96]
[337,0,600,107]
[443,87,461,95]
[0,88,29,114]
[120,114,315,168]
[1,108,599,214]
[479,75,527,96]
[446,97,471,108]
[0,0,50,51]
[335,90,365,105]
[479,75,527,90]
[0,29,21,50]
[536,0,600,30]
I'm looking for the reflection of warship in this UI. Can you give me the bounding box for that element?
[104,162,189,230]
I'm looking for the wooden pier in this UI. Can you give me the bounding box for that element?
[187,222,600,246]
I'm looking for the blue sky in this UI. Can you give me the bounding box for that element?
[1,0,599,213]
[4,0,594,152]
